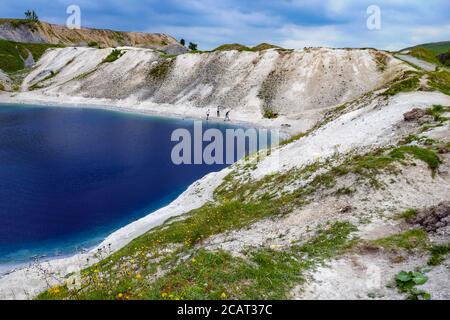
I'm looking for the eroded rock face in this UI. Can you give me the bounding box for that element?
[0,20,177,49]
[20,47,407,117]
[403,108,426,121]
[408,202,450,232]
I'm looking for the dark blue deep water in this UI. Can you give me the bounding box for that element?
[0,104,250,269]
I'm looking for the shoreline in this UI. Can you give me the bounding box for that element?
[0,92,277,299]
[0,92,300,136]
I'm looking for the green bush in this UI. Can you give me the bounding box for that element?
[102,49,124,63]
[88,41,99,48]
[395,271,430,300]
[263,109,278,119]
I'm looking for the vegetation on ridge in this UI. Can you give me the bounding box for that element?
[0,39,60,73]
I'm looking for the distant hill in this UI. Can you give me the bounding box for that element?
[213,43,282,52]
[402,41,450,55]
[0,19,178,49]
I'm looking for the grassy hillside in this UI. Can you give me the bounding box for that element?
[409,47,442,65]
[213,43,282,52]
[403,41,450,55]
[0,39,60,73]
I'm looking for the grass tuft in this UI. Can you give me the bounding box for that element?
[389,146,441,173]
[102,49,124,63]
[372,229,428,251]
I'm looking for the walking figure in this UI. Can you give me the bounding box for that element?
[224,110,230,121]
[206,109,210,121]
[217,106,221,118]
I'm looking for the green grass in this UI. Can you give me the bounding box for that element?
[102,49,124,63]
[389,146,441,173]
[159,53,177,59]
[0,39,60,73]
[262,109,278,119]
[279,132,307,146]
[213,43,253,52]
[34,142,442,300]
[88,41,100,48]
[382,76,420,96]
[404,41,450,55]
[38,221,356,300]
[428,245,450,266]
[252,43,281,51]
[428,70,450,96]
[396,208,418,220]
[426,105,450,122]
[409,47,441,65]
[0,83,4,91]
[372,229,428,251]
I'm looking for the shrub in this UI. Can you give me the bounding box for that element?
[188,42,198,51]
[88,41,99,48]
[24,10,39,23]
[395,271,430,300]
[102,49,124,63]
[263,109,278,119]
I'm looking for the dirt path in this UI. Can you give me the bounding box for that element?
[396,54,437,71]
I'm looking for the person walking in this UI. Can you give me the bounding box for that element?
[224,110,230,121]
[217,106,221,118]
[206,109,210,121]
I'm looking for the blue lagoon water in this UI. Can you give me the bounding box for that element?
[0,104,252,269]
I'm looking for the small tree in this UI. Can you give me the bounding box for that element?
[188,42,198,51]
[180,39,185,46]
[25,10,39,23]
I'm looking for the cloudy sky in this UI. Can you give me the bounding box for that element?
[2,0,450,50]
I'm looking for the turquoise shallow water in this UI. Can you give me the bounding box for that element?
[0,104,254,271]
